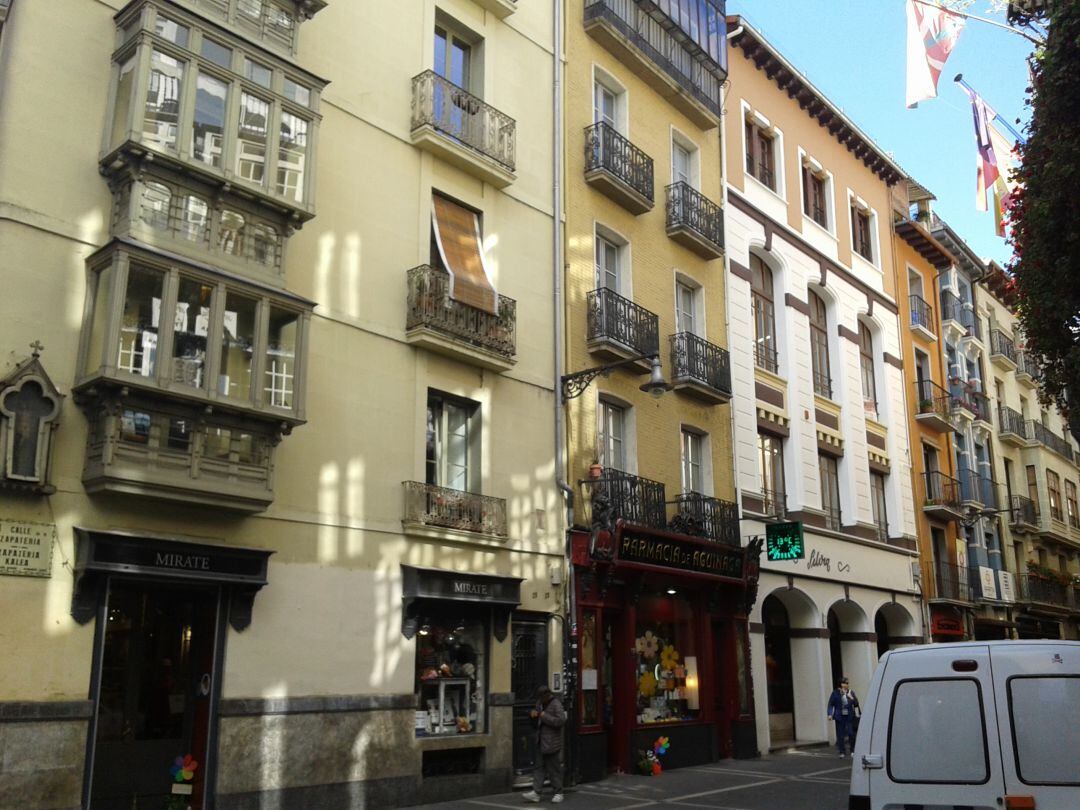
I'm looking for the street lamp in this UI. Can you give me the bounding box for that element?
[959,504,1017,528]
[560,353,671,400]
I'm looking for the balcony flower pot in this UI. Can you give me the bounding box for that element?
[589,461,604,480]
[918,398,933,413]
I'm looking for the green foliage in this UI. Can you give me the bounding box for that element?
[1008,2,1080,426]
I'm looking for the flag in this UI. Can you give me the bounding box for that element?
[906,0,965,108]
[989,124,1020,236]
[959,83,1001,211]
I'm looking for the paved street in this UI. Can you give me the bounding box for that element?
[414,747,852,810]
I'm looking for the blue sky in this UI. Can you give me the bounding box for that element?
[726,0,1035,265]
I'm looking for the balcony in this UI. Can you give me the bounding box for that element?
[1009,494,1040,532]
[952,389,991,425]
[940,290,981,344]
[669,332,731,403]
[1028,420,1075,462]
[813,369,833,399]
[405,265,517,372]
[923,470,964,521]
[959,468,998,510]
[998,406,1031,447]
[990,329,1018,370]
[586,287,660,368]
[665,182,724,259]
[668,492,739,545]
[590,468,667,530]
[914,379,955,433]
[1015,351,1037,387]
[583,0,726,129]
[909,294,936,341]
[753,341,779,375]
[927,560,971,603]
[410,71,516,187]
[584,122,654,214]
[402,481,508,539]
[472,0,517,18]
[1017,573,1074,610]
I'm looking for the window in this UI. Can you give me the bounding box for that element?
[744,118,776,190]
[819,454,840,529]
[108,9,318,205]
[171,277,213,389]
[1026,464,1040,513]
[751,255,778,373]
[851,203,874,262]
[598,399,626,472]
[595,233,620,291]
[434,24,472,90]
[871,471,888,541]
[117,265,166,378]
[426,392,478,493]
[681,429,704,494]
[859,323,878,417]
[1047,470,1063,521]
[1067,481,1079,528]
[758,432,785,516]
[801,163,829,228]
[809,290,831,397]
[265,307,298,409]
[888,679,989,784]
[415,612,488,736]
[1007,676,1080,785]
[672,138,695,187]
[0,362,63,487]
[594,80,616,128]
[633,592,700,725]
[675,280,698,335]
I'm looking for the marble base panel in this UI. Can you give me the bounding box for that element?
[216,696,514,808]
[0,702,92,810]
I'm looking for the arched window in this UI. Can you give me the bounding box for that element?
[251,224,279,268]
[140,181,172,231]
[219,209,246,257]
[859,322,877,417]
[809,290,831,397]
[179,194,209,243]
[751,255,777,373]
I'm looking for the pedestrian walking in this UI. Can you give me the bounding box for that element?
[826,676,859,756]
[522,685,566,804]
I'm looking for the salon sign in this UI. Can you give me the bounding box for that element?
[0,520,55,578]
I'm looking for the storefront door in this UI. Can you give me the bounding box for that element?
[762,595,795,744]
[511,615,548,778]
[88,581,220,809]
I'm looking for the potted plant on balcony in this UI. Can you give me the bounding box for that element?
[589,459,604,480]
[918,397,934,413]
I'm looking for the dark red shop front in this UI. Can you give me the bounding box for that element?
[570,524,761,781]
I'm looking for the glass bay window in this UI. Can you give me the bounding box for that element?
[78,244,311,423]
[105,2,322,219]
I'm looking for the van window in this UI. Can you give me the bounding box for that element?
[887,678,989,784]
[1008,676,1080,786]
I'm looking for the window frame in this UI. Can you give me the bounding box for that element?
[680,427,709,495]
[1066,480,1079,528]
[1047,469,1063,521]
[750,255,778,373]
[674,276,701,337]
[799,154,832,232]
[819,453,841,529]
[744,117,777,192]
[598,398,627,473]
[859,322,878,417]
[671,128,699,189]
[757,431,785,515]
[808,290,831,398]
[1006,675,1080,787]
[426,390,481,494]
[870,470,888,541]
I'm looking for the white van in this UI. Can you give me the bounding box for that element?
[849,640,1080,810]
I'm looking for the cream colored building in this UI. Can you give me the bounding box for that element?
[0,1,563,807]
[722,19,923,753]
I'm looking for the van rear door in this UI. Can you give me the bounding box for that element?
[991,642,1080,810]
[864,644,1005,810]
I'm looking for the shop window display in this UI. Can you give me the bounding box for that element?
[634,593,699,725]
[415,616,487,736]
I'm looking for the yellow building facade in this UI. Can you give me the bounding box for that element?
[0,1,563,807]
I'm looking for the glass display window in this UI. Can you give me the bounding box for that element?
[633,592,700,725]
[414,612,487,736]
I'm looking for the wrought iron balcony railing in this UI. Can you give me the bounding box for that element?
[669,332,731,398]
[406,265,516,360]
[959,468,998,510]
[411,70,516,172]
[753,341,779,374]
[940,290,981,340]
[1016,573,1072,608]
[402,481,507,537]
[746,155,775,190]
[590,468,667,530]
[999,406,1029,439]
[990,329,1017,364]
[1028,420,1075,462]
[668,492,739,545]
[583,0,724,118]
[1010,494,1039,527]
[584,121,654,204]
[914,378,954,430]
[928,560,971,602]
[909,294,934,333]
[924,470,962,512]
[665,181,724,252]
[953,389,991,422]
[813,369,833,399]
[587,287,660,357]
[761,487,786,519]
[1015,351,1036,380]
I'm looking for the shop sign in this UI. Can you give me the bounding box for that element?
[998,570,1016,602]
[617,530,744,579]
[931,610,965,637]
[401,565,523,606]
[765,521,805,561]
[978,566,998,600]
[75,530,270,585]
[0,519,55,578]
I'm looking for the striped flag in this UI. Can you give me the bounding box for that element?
[906,0,965,108]
[958,83,1003,212]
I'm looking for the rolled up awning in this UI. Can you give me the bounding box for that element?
[431,195,498,315]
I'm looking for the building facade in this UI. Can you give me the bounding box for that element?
[723,18,923,753]
[0,1,564,808]
[564,0,759,778]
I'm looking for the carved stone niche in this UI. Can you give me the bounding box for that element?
[0,345,64,495]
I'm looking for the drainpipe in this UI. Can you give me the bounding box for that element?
[551,0,579,787]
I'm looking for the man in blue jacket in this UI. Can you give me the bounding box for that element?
[826,677,859,757]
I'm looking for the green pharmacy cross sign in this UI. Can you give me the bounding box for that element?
[765,521,805,561]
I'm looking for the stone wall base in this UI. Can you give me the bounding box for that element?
[0,701,92,810]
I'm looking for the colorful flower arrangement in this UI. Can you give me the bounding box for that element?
[635,631,659,659]
[659,645,679,672]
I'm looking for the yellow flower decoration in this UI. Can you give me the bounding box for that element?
[638,670,657,698]
[660,645,679,672]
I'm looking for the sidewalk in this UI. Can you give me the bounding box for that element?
[412,747,853,810]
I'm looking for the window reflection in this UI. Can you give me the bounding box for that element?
[144,50,184,151]
[118,265,165,377]
[219,293,257,400]
[192,72,227,168]
[276,113,307,201]
[265,307,297,409]
[172,278,214,389]
[236,92,269,185]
